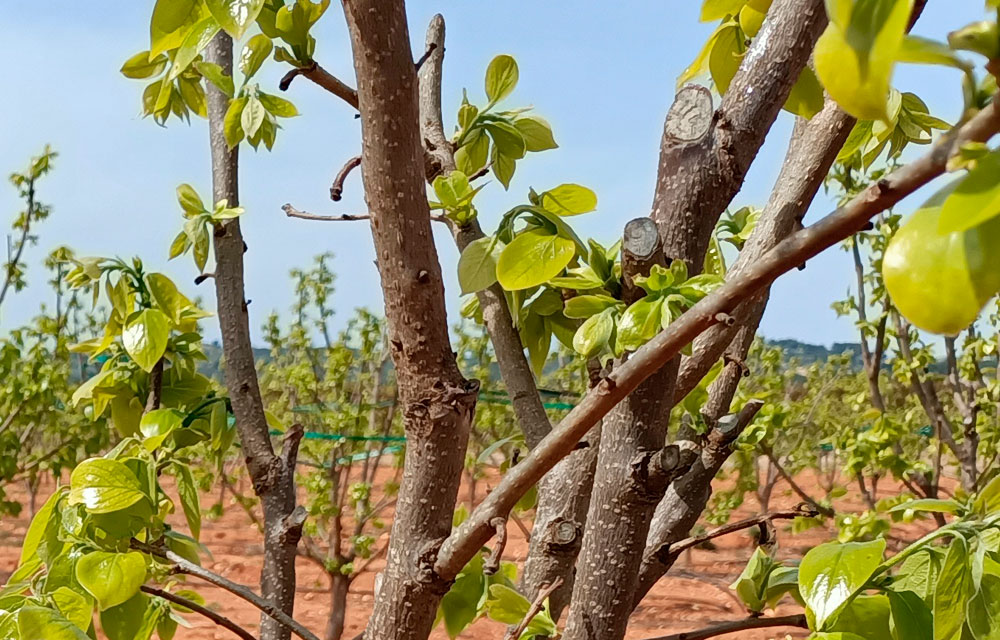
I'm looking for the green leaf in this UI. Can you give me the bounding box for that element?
[147,272,193,325]
[784,66,825,119]
[19,490,64,567]
[484,122,526,160]
[240,34,273,81]
[484,584,531,624]
[224,96,248,148]
[496,230,576,291]
[241,95,266,138]
[967,573,1000,640]
[491,146,516,189]
[140,408,184,451]
[886,590,932,640]
[150,0,205,57]
[17,606,89,640]
[888,498,961,514]
[110,394,144,438]
[76,552,147,611]
[51,587,93,631]
[438,554,485,638]
[539,184,597,217]
[176,183,205,216]
[121,51,168,79]
[973,474,1000,515]
[194,61,235,98]
[167,16,221,83]
[123,309,171,372]
[563,294,620,319]
[206,0,266,39]
[485,55,519,104]
[701,0,747,21]
[938,150,1000,234]
[455,130,490,175]
[898,35,970,69]
[828,595,892,640]
[892,548,944,604]
[176,464,202,540]
[709,23,743,94]
[617,296,664,352]
[100,592,157,640]
[730,547,772,613]
[259,92,299,117]
[798,538,886,630]
[573,307,616,359]
[814,0,913,121]
[520,311,552,376]
[933,536,973,640]
[458,237,502,294]
[513,115,557,152]
[69,458,148,514]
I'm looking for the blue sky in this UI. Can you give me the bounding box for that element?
[0,2,987,347]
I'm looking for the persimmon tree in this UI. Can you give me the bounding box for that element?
[8,1,1000,640]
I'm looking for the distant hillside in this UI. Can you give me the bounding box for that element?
[764,339,863,366]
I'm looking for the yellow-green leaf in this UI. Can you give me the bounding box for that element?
[814,0,913,122]
[122,308,171,372]
[496,230,576,291]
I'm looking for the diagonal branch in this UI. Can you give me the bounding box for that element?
[434,97,1000,580]
[141,585,257,640]
[662,506,819,559]
[504,577,564,640]
[279,62,359,110]
[641,614,809,640]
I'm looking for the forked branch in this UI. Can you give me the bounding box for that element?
[434,98,1000,580]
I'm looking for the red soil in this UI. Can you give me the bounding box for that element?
[0,468,942,640]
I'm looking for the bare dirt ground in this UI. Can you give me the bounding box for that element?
[0,467,943,640]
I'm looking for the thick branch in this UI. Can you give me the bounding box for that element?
[435,96,1000,581]
[141,585,256,640]
[642,614,808,640]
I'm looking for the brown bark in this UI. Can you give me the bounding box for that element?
[205,33,305,640]
[340,4,478,640]
[563,3,827,636]
[415,14,597,612]
[325,574,350,640]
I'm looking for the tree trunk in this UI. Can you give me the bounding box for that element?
[341,4,479,640]
[325,574,350,640]
[205,33,305,640]
[415,14,597,613]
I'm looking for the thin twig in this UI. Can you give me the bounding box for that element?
[330,156,362,201]
[131,539,321,640]
[641,614,808,640]
[279,61,359,110]
[141,585,256,640]
[504,577,564,640]
[664,506,818,558]
[283,204,370,222]
[763,448,835,518]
